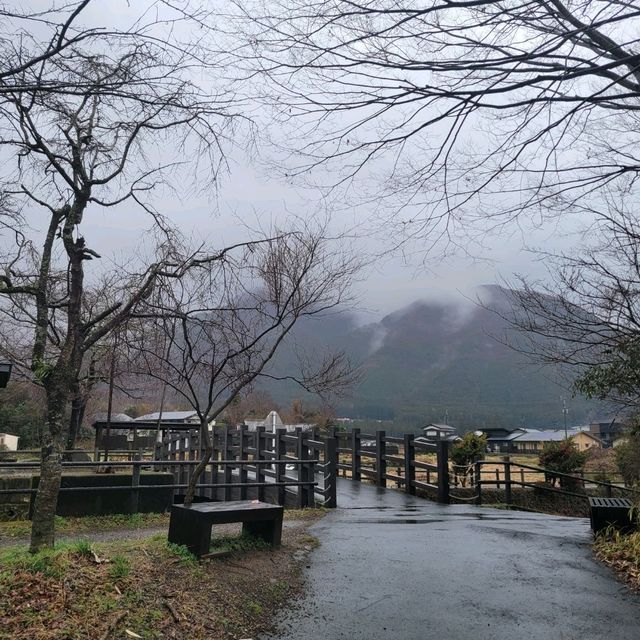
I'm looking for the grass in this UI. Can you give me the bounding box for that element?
[108,554,131,580]
[166,542,198,566]
[0,515,324,640]
[0,512,169,539]
[594,528,640,589]
[209,532,271,554]
[0,545,69,580]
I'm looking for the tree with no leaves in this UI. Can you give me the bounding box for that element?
[127,227,359,504]
[499,202,640,412]
[0,1,243,551]
[227,0,640,241]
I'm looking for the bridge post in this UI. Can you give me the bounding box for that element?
[376,430,387,488]
[503,456,512,505]
[324,435,338,508]
[474,460,482,505]
[296,428,308,508]
[210,430,219,500]
[239,425,248,500]
[256,427,265,502]
[276,428,287,506]
[223,427,233,501]
[404,433,415,495]
[351,428,361,481]
[436,439,450,504]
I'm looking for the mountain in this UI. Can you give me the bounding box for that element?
[259,285,601,430]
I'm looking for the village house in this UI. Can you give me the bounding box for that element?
[481,427,603,453]
[419,423,460,442]
[589,417,626,447]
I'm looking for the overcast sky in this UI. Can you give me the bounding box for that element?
[70,131,584,322]
[10,1,592,322]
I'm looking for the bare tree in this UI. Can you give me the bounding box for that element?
[0,4,244,551]
[224,0,640,242]
[127,228,359,504]
[494,200,640,411]
[1,2,98,94]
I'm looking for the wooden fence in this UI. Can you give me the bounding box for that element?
[153,425,337,508]
[471,457,640,506]
[331,429,451,504]
[0,426,338,514]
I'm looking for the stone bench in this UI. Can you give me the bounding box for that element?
[167,499,284,557]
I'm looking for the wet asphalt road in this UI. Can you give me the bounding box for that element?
[264,479,640,640]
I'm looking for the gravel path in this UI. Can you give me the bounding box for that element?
[1,520,304,547]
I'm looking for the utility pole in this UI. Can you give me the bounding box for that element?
[561,397,568,439]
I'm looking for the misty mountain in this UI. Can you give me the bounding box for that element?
[260,285,601,430]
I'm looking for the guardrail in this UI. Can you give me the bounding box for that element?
[0,426,338,513]
[331,429,450,504]
[0,458,318,511]
[471,457,640,506]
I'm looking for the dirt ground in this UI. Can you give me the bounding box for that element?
[0,511,324,640]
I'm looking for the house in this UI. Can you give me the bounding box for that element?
[571,430,604,452]
[589,418,626,448]
[244,410,315,434]
[135,411,200,425]
[509,428,603,453]
[480,427,527,453]
[92,410,215,451]
[420,423,460,442]
[0,433,19,451]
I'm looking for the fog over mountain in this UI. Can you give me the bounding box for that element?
[260,285,601,430]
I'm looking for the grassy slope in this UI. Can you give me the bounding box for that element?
[594,530,640,590]
[0,515,323,640]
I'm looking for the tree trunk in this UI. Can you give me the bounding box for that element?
[184,418,212,506]
[66,393,86,451]
[30,384,69,552]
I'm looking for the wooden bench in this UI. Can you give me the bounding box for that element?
[588,497,634,535]
[167,500,284,557]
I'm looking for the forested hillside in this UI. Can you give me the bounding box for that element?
[261,286,600,429]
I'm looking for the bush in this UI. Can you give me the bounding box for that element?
[585,448,618,483]
[538,439,588,487]
[615,436,640,487]
[450,432,487,487]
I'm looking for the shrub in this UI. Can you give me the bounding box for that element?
[450,432,487,487]
[615,436,640,487]
[538,439,588,487]
[585,448,618,483]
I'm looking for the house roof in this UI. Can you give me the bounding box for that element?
[503,429,528,441]
[92,412,133,423]
[511,429,580,442]
[573,430,604,444]
[135,411,198,422]
[423,423,456,432]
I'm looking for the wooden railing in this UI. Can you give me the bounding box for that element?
[0,426,339,512]
[154,426,336,508]
[331,428,451,504]
[471,457,640,506]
